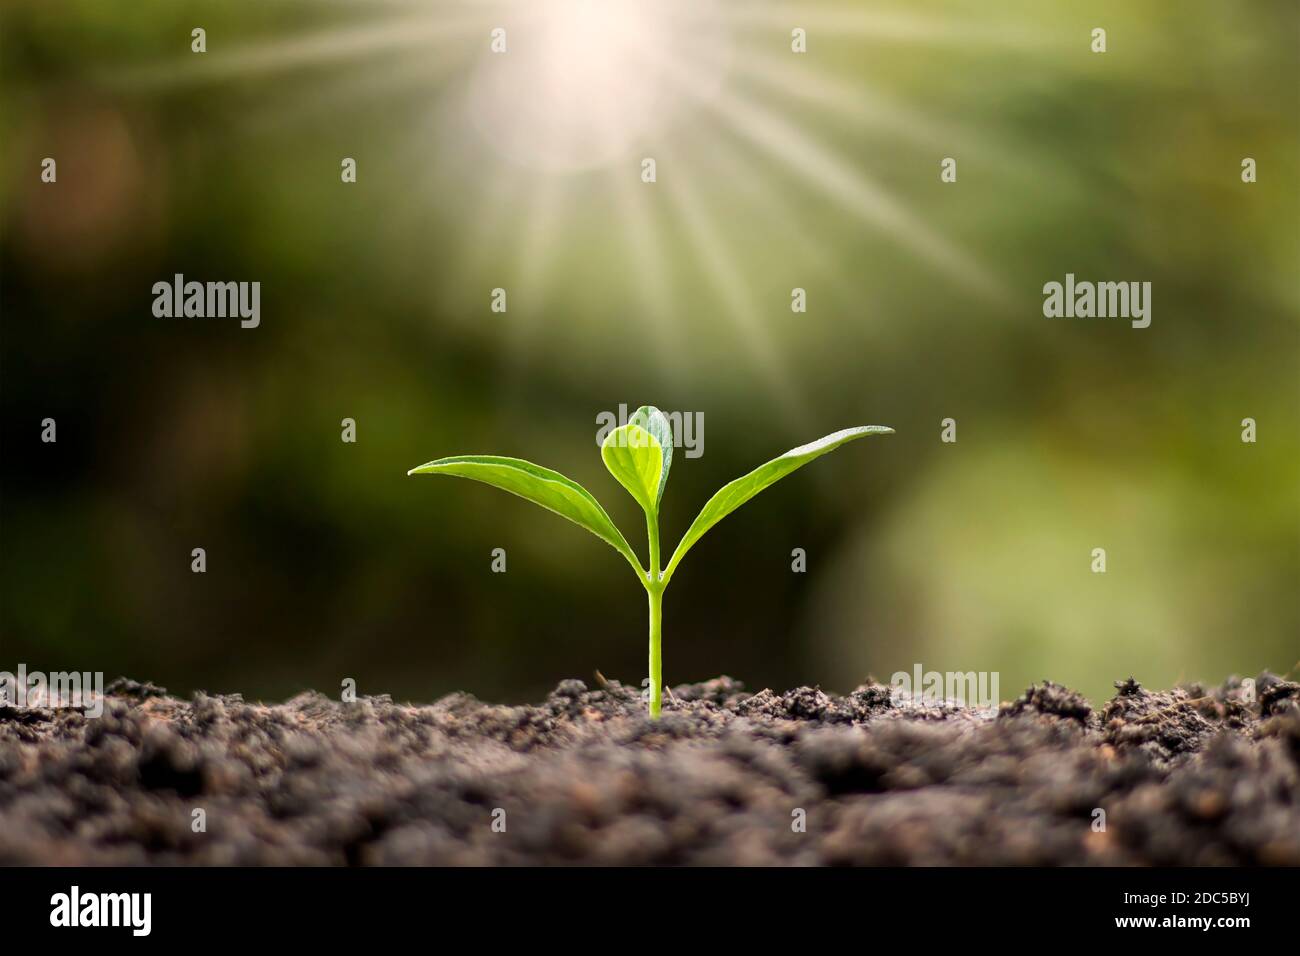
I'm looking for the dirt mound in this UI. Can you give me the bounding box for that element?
[1,674,1297,865]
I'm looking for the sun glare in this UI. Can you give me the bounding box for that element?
[107,1,1032,426]
[463,0,730,172]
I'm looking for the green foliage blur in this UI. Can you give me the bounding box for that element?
[2,1,1296,706]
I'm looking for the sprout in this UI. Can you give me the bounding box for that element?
[409,406,892,718]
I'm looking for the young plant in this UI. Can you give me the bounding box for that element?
[408,407,892,718]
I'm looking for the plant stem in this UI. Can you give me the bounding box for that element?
[645,509,663,719]
[647,585,663,719]
[646,510,660,581]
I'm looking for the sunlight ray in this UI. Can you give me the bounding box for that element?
[104,11,490,91]
[722,4,1047,49]
[710,86,1011,307]
[609,20,1010,308]
[728,49,1066,194]
[654,45,1011,307]
[238,49,466,136]
[608,164,687,388]
[659,147,814,432]
[445,172,531,311]
[486,178,567,390]
[726,50,955,153]
[691,122,847,286]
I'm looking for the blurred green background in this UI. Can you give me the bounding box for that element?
[2,0,1297,706]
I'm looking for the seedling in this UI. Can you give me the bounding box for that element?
[408,407,892,718]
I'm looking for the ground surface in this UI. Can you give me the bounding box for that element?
[1,673,1298,865]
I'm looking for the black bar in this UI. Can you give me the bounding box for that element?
[0,867,1285,940]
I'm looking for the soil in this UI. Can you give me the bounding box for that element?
[1,673,1297,865]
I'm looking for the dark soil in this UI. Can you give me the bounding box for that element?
[2,673,1298,865]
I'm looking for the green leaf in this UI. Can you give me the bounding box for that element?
[600,424,664,516]
[407,455,642,572]
[663,425,893,580]
[627,406,674,509]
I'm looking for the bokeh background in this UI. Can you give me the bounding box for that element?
[2,0,1297,707]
